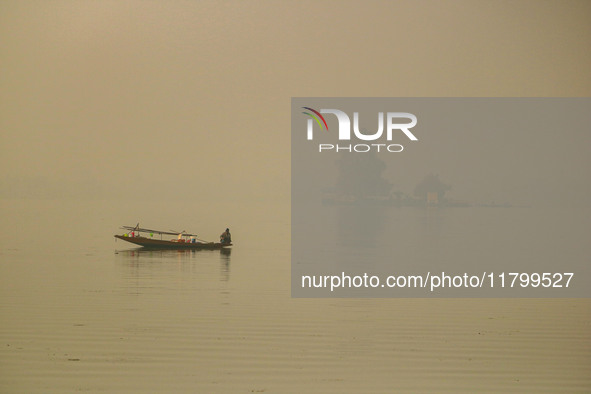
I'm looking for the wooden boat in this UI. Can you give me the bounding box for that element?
[114,225,232,250]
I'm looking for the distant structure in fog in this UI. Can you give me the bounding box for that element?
[323,156,471,207]
[413,173,451,204]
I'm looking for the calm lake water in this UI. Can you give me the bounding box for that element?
[1,199,589,393]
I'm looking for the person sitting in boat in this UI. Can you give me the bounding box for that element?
[220,228,231,244]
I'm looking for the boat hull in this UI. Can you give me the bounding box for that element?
[115,235,231,250]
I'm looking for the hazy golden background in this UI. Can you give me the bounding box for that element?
[1,2,590,393]
[1,0,590,203]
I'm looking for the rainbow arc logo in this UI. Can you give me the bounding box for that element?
[301,107,328,131]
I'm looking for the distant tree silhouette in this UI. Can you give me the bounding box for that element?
[334,152,391,197]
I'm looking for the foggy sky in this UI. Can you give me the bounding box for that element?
[1,0,590,203]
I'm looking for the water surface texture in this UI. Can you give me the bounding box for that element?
[1,199,589,392]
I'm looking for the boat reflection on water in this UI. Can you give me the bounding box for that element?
[115,246,232,283]
[219,248,231,281]
[116,248,229,257]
